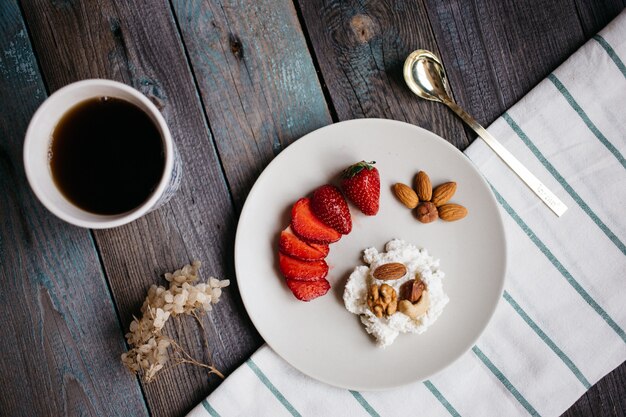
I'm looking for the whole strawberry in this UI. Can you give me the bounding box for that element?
[341,161,380,215]
[311,184,352,234]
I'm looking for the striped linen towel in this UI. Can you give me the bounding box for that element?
[189,11,626,417]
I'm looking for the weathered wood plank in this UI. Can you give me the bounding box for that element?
[297,0,470,149]
[562,365,626,417]
[423,0,587,127]
[574,0,625,37]
[0,2,148,416]
[171,0,332,208]
[18,0,262,415]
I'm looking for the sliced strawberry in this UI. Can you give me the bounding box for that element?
[308,241,330,258]
[286,278,331,301]
[279,253,328,281]
[311,184,352,234]
[341,161,380,215]
[279,227,329,261]
[291,198,341,244]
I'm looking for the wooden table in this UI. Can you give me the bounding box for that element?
[1,1,624,416]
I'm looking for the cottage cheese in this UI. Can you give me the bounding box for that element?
[343,239,449,347]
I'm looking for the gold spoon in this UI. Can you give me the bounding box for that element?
[403,49,567,217]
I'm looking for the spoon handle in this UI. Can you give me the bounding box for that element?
[442,98,567,217]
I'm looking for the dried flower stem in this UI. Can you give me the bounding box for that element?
[190,310,211,367]
[170,339,224,378]
[120,261,230,383]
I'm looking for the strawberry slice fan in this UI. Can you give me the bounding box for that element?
[277,198,337,301]
[276,161,382,302]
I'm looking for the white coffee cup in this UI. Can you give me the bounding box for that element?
[24,79,182,229]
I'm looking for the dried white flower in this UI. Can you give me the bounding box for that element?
[121,261,229,382]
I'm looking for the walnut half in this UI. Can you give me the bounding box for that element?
[367,283,398,318]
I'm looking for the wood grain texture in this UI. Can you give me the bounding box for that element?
[562,365,626,417]
[297,0,470,148]
[171,0,332,209]
[423,0,588,128]
[574,0,625,37]
[0,2,148,416]
[18,0,262,415]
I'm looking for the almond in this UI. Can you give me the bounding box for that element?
[438,203,468,221]
[393,183,418,208]
[372,262,407,281]
[399,277,426,303]
[415,171,432,201]
[432,182,457,206]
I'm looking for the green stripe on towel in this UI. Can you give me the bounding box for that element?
[349,391,381,417]
[548,73,626,169]
[502,112,625,255]
[491,186,626,343]
[472,346,541,417]
[423,380,462,417]
[503,291,591,389]
[246,359,303,417]
[593,35,626,78]
[201,399,221,417]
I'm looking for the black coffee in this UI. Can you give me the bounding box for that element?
[50,97,165,215]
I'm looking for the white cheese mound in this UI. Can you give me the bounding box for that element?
[343,239,449,347]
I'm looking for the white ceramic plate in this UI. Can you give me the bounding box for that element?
[235,119,506,390]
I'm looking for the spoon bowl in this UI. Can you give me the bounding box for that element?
[403,50,452,102]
